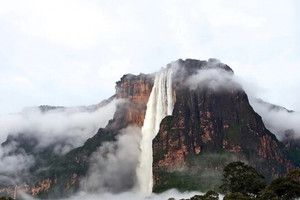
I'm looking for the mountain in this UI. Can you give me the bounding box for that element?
[0,58,299,199]
[152,60,295,192]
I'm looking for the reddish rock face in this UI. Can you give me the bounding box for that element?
[152,59,296,192]
[30,179,52,196]
[115,73,154,127]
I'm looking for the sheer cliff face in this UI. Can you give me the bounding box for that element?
[153,88,290,167]
[115,73,154,127]
[151,59,295,192]
[1,59,298,198]
[114,59,295,192]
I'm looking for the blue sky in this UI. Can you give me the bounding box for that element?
[0,0,299,114]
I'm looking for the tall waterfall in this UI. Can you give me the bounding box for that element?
[136,67,174,196]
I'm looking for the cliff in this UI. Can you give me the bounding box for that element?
[115,73,153,126]
[0,58,299,198]
[150,59,296,192]
[0,72,154,199]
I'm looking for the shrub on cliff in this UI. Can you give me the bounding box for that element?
[220,161,265,198]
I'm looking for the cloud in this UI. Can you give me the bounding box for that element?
[185,61,241,92]
[199,0,266,29]
[0,99,119,154]
[249,99,300,141]
[0,0,299,115]
[0,0,112,49]
[0,141,35,187]
[184,62,300,143]
[81,126,141,193]
[19,189,211,200]
[12,125,223,200]
[0,144,34,177]
[0,99,121,188]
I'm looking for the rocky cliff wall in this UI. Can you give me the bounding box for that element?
[1,58,299,198]
[152,59,295,192]
[115,73,154,127]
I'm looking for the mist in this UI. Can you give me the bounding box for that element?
[61,190,218,200]
[184,63,300,143]
[1,62,299,199]
[0,99,119,188]
[185,63,242,92]
[15,125,212,200]
[19,189,208,200]
[81,126,141,193]
[249,98,300,141]
[0,99,118,154]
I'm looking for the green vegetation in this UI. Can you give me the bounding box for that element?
[167,162,300,200]
[168,190,219,200]
[29,128,118,198]
[154,153,242,193]
[220,161,265,198]
[285,147,300,167]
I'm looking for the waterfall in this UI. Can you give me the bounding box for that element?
[136,67,174,196]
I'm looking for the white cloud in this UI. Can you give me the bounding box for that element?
[184,64,300,142]
[20,189,213,200]
[250,98,300,140]
[2,0,111,49]
[185,68,240,92]
[0,144,34,176]
[0,0,299,118]
[0,99,119,153]
[199,0,266,29]
[81,126,141,193]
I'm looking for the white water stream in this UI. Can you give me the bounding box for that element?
[136,67,174,196]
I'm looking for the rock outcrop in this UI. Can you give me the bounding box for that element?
[152,59,295,192]
[115,73,153,126]
[1,58,299,198]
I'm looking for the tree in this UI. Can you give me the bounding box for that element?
[0,197,13,200]
[259,187,280,200]
[286,169,300,182]
[177,190,219,200]
[190,190,219,200]
[260,177,300,200]
[220,161,265,198]
[223,192,253,200]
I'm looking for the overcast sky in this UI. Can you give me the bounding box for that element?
[0,0,299,114]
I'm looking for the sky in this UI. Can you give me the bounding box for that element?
[0,0,299,114]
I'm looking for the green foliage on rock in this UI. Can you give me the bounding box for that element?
[285,147,300,167]
[168,162,300,200]
[219,162,300,200]
[286,169,300,181]
[220,161,265,198]
[260,177,300,200]
[193,190,219,200]
[171,190,219,200]
[223,192,253,200]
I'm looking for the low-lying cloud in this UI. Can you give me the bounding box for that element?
[20,189,206,200]
[0,99,119,154]
[81,126,141,193]
[0,99,120,187]
[184,63,300,142]
[249,98,300,141]
[185,67,241,92]
[0,143,34,176]
[16,125,210,200]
